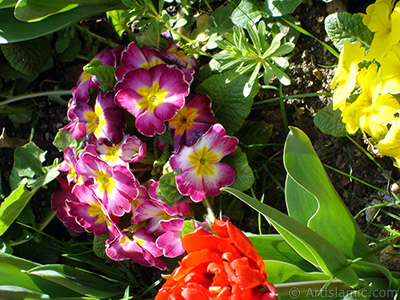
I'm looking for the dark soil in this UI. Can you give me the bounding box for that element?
[1,0,399,284]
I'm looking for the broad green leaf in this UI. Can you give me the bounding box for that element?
[248,234,316,272]
[196,71,259,135]
[0,285,50,299]
[222,187,359,287]
[264,0,302,17]
[53,130,77,152]
[231,0,262,28]
[0,252,78,297]
[283,127,378,265]
[13,141,46,178]
[0,180,39,235]
[14,0,121,22]
[0,0,17,8]
[325,12,373,52]
[314,102,348,137]
[27,264,122,298]
[265,260,330,285]
[221,146,254,192]
[1,37,51,75]
[0,3,122,44]
[156,169,184,206]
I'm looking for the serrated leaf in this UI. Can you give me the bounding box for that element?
[93,233,109,260]
[53,130,77,152]
[83,59,115,92]
[1,37,51,75]
[314,102,348,137]
[156,169,183,206]
[196,71,259,134]
[231,0,262,28]
[222,147,254,191]
[13,142,46,178]
[325,12,373,52]
[181,220,196,237]
[264,0,302,17]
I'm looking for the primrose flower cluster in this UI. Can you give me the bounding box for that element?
[330,0,400,167]
[51,33,239,270]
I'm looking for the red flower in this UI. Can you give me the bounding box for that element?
[155,219,278,300]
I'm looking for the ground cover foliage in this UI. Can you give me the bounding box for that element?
[0,0,400,299]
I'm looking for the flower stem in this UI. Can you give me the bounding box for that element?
[0,90,73,107]
[74,24,120,48]
[203,198,215,223]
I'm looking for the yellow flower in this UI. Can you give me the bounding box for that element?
[363,0,400,61]
[341,64,400,139]
[376,118,400,166]
[380,44,400,94]
[330,41,366,110]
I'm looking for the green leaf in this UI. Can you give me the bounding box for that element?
[14,0,121,22]
[0,180,39,238]
[53,130,77,152]
[222,146,254,192]
[283,127,378,265]
[264,0,302,17]
[83,59,115,92]
[181,220,197,236]
[222,187,359,287]
[26,264,122,298]
[107,10,134,40]
[196,71,259,135]
[0,0,17,9]
[248,234,317,272]
[1,37,51,75]
[0,286,50,299]
[231,0,262,28]
[265,260,330,285]
[156,169,184,206]
[235,121,272,160]
[325,12,373,52]
[28,163,60,189]
[93,234,109,260]
[0,3,122,44]
[314,102,348,137]
[13,142,46,178]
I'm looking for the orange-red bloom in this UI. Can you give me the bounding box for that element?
[155,219,277,300]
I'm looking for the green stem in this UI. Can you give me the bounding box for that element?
[203,198,215,223]
[74,24,120,48]
[279,84,289,134]
[0,90,73,107]
[253,92,333,106]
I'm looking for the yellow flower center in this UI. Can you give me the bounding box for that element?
[93,169,116,194]
[81,71,92,82]
[137,81,167,114]
[141,58,162,70]
[169,106,198,135]
[87,201,108,224]
[168,47,187,62]
[85,105,107,137]
[104,145,121,164]
[188,146,219,176]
